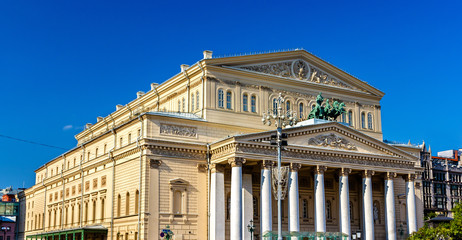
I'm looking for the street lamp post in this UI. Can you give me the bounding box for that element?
[247,219,255,240]
[262,93,297,240]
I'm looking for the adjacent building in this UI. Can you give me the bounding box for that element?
[0,187,22,240]
[421,148,462,217]
[22,49,424,240]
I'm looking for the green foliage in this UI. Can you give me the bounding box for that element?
[424,211,437,221]
[408,202,462,240]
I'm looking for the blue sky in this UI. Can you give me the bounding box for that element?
[1,0,461,188]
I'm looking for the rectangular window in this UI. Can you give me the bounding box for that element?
[196,91,200,110]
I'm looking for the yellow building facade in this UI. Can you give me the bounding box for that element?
[21,49,423,240]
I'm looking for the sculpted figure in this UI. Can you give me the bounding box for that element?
[307,93,345,121]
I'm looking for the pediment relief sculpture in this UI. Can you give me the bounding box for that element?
[308,133,357,151]
[232,59,361,91]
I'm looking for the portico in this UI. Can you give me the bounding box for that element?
[209,121,420,240]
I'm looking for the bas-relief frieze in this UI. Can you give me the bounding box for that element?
[308,133,357,150]
[160,124,197,138]
[230,144,414,170]
[147,146,206,160]
[233,59,363,91]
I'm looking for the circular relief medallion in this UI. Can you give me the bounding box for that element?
[291,60,310,80]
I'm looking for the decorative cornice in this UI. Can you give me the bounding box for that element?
[146,145,206,160]
[313,165,327,175]
[232,142,415,170]
[362,170,375,178]
[228,157,245,167]
[339,168,352,176]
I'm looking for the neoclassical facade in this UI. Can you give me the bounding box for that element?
[21,49,423,240]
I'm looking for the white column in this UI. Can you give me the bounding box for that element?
[362,170,375,240]
[242,173,253,240]
[210,164,225,240]
[229,158,245,240]
[405,174,417,235]
[339,168,351,239]
[314,166,327,233]
[261,160,274,236]
[288,163,301,234]
[384,172,397,240]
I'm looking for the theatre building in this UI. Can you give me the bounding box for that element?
[22,49,423,240]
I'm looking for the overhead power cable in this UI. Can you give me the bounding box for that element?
[0,134,67,150]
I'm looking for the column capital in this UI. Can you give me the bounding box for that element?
[228,157,245,167]
[384,172,397,180]
[362,170,375,178]
[210,164,225,173]
[339,168,352,176]
[403,173,416,182]
[261,160,275,170]
[290,163,302,172]
[313,165,327,175]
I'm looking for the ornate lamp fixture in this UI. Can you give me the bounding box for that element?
[261,92,298,240]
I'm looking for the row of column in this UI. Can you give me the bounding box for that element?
[210,158,418,240]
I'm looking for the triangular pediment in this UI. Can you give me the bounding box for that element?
[233,121,417,160]
[208,50,384,97]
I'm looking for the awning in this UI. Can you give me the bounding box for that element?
[25,226,107,240]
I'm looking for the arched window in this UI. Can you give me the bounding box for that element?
[373,200,381,224]
[251,95,256,113]
[182,98,185,112]
[299,103,304,119]
[77,204,81,225]
[126,192,130,215]
[243,94,248,112]
[117,194,121,217]
[178,100,181,112]
[286,101,291,112]
[218,89,224,108]
[84,202,88,223]
[135,190,139,214]
[226,91,232,109]
[87,152,90,161]
[341,112,346,123]
[273,98,278,114]
[226,195,231,220]
[367,113,373,130]
[64,207,68,226]
[348,110,353,126]
[361,112,366,128]
[104,144,107,154]
[95,148,98,158]
[349,201,354,222]
[303,199,308,218]
[128,134,131,144]
[253,196,258,217]
[196,91,200,110]
[101,199,105,220]
[119,137,123,148]
[326,200,332,220]
[92,201,96,222]
[191,93,195,111]
[173,191,182,214]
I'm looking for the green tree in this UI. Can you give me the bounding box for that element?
[408,202,462,240]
